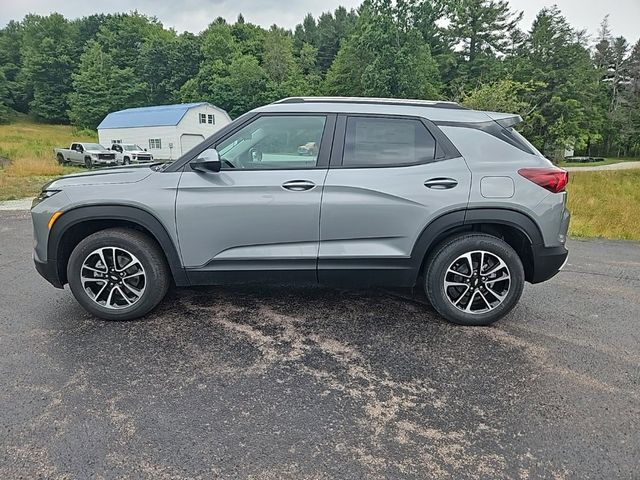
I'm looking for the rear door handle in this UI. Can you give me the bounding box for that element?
[424,178,458,190]
[282,180,316,191]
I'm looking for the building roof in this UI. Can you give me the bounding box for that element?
[97,102,210,129]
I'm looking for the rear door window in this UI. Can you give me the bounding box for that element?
[342,116,436,167]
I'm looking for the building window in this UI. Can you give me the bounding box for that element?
[207,114,215,124]
[111,139,122,144]
[149,138,162,149]
[199,113,206,124]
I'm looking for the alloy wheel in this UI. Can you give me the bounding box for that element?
[443,250,511,314]
[80,247,146,310]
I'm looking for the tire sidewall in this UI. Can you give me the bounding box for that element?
[67,230,168,321]
[425,235,525,326]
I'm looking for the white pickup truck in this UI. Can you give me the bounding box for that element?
[109,143,154,164]
[54,143,118,168]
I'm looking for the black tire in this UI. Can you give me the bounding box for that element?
[123,157,130,165]
[67,228,170,321]
[84,157,93,169]
[424,233,525,326]
[56,153,66,165]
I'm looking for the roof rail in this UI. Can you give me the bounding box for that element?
[273,96,468,110]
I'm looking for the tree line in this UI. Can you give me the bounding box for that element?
[0,0,638,159]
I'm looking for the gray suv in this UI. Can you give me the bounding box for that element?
[31,97,570,326]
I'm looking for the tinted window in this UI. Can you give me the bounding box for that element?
[216,116,326,170]
[343,117,436,167]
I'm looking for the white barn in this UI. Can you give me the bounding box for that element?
[97,103,232,160]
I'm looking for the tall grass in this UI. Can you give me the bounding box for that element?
[567,170,640,240]
[0,121,96,175]
[0,121,93,199]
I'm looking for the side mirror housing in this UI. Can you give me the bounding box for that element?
[190,148,221,173]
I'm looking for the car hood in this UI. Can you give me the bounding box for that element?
[85,149,113,154]
[46,164,154,188]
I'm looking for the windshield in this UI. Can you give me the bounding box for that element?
[83,143,105,150]
[123,144,143,151]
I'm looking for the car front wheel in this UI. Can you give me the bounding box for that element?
[67,228,170,321]
[424,233,525,326]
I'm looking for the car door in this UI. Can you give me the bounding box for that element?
[176,113,335,284]
[70,143,83,163]
[318,114,471,286]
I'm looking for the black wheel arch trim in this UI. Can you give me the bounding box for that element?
[48,204,188,286]
[463,208,543,245]
[410,207,545,277]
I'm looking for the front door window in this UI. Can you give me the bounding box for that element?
[215,115,327,170]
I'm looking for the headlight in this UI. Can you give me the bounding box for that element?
[132,155,137,159]
[32,189,61,209]
[91,154,98,159]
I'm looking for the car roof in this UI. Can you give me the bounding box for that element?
[255,97,498,123]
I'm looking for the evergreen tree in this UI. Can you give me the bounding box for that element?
[510,7,603,157]
[447,0,523,86]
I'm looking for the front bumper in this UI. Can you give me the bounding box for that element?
[34,253,64,288]
[529,244,568,284]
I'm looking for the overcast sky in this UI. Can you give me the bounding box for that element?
[1,0,638,44]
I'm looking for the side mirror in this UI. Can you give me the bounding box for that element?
[190,148,221,173]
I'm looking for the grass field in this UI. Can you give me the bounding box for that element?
[1,121,639,240]
[566,169,640,240]
[0,121,92,200]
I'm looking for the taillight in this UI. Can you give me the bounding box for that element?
[518,167,569,193]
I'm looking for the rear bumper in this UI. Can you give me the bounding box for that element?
[529,244,568,284]
[34,254,64,289]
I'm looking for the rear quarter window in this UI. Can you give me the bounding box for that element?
[440,125,543,163]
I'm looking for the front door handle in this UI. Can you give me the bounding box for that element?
[424,178,458,190]
[282,180,316,191]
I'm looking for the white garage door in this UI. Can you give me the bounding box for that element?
[180,134,205,154]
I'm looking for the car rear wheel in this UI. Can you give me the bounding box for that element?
[424,233,525,326]
[67,228,170,321]
[56,153,66,165]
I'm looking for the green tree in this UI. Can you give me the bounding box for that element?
[21,14,76,122]
[447,0,523,87]
[462,79,537,115]
[324,0,440,99]
[0,21,27,113]
[138,31,202,105]
[94,12,164,65]
[509,7,603,157]
[68,41,146,128]
[0,70,12,123]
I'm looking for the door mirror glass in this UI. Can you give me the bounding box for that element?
[190,148,221,173]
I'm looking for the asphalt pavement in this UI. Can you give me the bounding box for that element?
[0,210,638,479]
